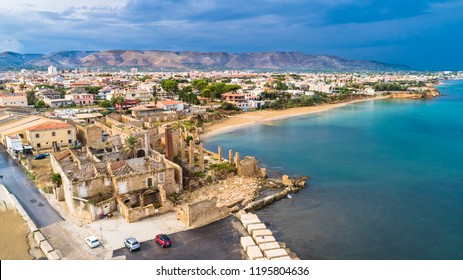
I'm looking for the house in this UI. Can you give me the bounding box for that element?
[156,100,184,111]
[36,90,62,100]
[50,148,183,223]
[65,93,94,106]
[43,98,75,108]
[0,94,28,107]
[221,93,246,103]
[26,121,76,151]
[5,134,23,155]
[0,116,62,146]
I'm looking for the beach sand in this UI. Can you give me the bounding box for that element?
[0,210,34,260]
[202,96,387,138]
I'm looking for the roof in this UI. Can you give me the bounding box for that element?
[27,122,74,132]
[221,93,245,97]
[158,100,183,106]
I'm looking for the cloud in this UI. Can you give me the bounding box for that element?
[0,39,24,53]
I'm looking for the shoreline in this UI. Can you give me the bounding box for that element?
[202,96,388,138]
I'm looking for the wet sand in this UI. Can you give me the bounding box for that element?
[202,96,387,138]
[0,210,33,260]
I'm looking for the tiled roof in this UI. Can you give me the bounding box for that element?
[27,122,73,131]
[158,100,183,106]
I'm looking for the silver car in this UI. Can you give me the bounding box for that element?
[124,237,141,251]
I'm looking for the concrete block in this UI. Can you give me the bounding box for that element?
[258,241,280,251]
[270,256,292,260]
[254,257,269,260]
[247,223,266,234]
[241,218,261,228]
[246,245,264,260]
[252,229,273,240]
[40,240,54,253]
[34,231,46,245]
[240,236,255,252]
[255,235,276,245]
[240,213,258,222]
[264,248,289,259]
[24,217,38,232]
[46,251,61,260]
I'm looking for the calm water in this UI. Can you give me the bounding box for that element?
[204,80,463,260]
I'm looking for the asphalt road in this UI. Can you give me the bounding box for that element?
[113,216,248,260]
[0,145,63,228]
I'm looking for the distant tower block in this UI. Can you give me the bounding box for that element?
[234,152,240,167]
[229,150,233,165]
[198,143,204,172]
[218,146,222,162]
[189,140,194,170]
[165,125,174,161]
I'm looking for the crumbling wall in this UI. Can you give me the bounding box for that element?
[176,197,236,228]
[237,156,267,178]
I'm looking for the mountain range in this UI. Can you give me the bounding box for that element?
[0,50,411,71]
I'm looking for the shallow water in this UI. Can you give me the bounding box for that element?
[204,80,463,259]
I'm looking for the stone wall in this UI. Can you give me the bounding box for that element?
[176,197,237,228]
[117,196,172,223]
[237,156,267,178]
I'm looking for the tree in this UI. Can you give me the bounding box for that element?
[161,79,179,98]
[121,135,139,159]
[26,90,37,105]
[100,100,112,108]
[192,79,208,92]
[35,100,46,108]
[110,96,124,107]
[84,86,102,95]
[50,173,62,187]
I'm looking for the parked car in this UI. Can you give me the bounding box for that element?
[155,234,172,247]
[124,237,141,251]
[85,236,100,248]
[34,153,49,160]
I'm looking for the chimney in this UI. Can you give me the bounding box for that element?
[165,125,174,161]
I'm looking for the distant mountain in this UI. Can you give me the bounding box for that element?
[0,50,411,71]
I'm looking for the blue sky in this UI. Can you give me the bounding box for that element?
[0,0,462,70]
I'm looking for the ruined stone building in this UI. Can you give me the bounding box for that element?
[51,146,182,223]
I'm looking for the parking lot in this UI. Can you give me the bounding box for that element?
[113,216,248,260]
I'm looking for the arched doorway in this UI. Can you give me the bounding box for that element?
[136,149,146,158]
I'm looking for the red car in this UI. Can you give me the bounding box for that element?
[155,234,172,247]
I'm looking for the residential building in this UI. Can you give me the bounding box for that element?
[65,93,94,106]
[156,99,184,111]
[26,121,76,151]
[48,66,58,75]
[0,94,28,107]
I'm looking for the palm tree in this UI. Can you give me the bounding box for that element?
[121,135,138,159]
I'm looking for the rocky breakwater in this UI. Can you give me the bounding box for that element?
[243,175,309,211]
[389,86,441,99]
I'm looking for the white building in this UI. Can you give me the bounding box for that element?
[48,66,58,75]
[5,134,23,155]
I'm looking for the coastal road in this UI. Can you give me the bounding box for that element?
[0,145,63,228]
[113,216,247,260]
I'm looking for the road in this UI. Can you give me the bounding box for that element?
[113,216,248,260]
[0,145,63,228]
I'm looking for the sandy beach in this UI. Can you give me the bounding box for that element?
[202,96,388,138]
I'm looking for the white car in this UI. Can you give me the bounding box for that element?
[85,236,101,248]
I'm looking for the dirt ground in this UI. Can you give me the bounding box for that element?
[180,176,264,207]
[0,210,44,260]
[30,157,53,191]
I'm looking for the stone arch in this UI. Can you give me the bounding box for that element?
[136,149,146,158]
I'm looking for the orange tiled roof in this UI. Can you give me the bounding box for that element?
[27,122,73,131]
[158,100,182,106]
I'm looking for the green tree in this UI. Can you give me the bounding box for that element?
[100,100,112,108]
[110,96,124,107]
[161,79,179,98]
[50,173,62,187]
[121,135,139,159]
[84,86,102,95]
[192,79,208,92]
[26,90,37,105]
[35,100,46,108]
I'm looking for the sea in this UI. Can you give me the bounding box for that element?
[204,79,463,260]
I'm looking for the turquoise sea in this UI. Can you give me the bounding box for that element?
[204,80,463,259]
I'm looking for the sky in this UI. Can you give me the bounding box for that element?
[0,0,462,70]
